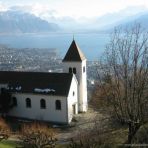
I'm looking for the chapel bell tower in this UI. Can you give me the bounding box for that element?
[62,40,87,112]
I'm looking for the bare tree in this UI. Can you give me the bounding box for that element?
[98,24,148,144]
[20,122,57,148]
[67,122,107,148]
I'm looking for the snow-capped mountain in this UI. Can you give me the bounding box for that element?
[0,10,60,33]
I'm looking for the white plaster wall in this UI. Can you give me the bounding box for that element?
[8,93,68,123]
[63,59,88,112]
[67,75,78,123]
[81,60,88,112]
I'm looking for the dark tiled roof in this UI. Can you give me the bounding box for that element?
[62,40,86,62]
[0,71,73,96]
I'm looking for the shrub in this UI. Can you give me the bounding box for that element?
[20,122,57,148]
[0,118,11,141]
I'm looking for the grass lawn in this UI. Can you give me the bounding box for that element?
[0,140,22,148]
[0,140,68,148]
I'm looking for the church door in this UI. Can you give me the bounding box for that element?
[72,104,76,114]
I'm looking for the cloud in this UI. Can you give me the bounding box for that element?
[9,3,57,17]
[0,2,8,12]
[1,0,148,19]
[32,4,58,22]
[30,3,53,16]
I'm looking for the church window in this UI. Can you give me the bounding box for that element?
[26,98,31,108]
[55,100,61,110]
[40,99,46,109]
[69,67,72,73]
[13,97,17,106]
[73,68,76,74]
[83,66,85,73]
[73,91,75,96]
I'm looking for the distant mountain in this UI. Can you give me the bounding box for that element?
[117,13,148,30]
[77,6,147,33]
[94,12,148,33]
[36,5,148,32]
[0,10,60,33]
[0,5,147,34]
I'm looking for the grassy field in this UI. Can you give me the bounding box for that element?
[0,140,22,148]
[0,140,68,148]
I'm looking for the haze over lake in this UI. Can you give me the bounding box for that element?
[0,33,109,60]
[0,0,148,61]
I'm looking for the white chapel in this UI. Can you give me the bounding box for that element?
[0,40,87,124]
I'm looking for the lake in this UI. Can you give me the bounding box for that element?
[0,33,109,60]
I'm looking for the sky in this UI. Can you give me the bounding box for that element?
[0,0,148,18]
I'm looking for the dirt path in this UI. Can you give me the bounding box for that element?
[56,107,107,143]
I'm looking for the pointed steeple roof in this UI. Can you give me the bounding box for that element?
[63,40,86,62]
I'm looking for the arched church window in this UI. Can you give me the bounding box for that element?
[73,68,76,74]
[69,67,72,73]
[40,99,46,109]
[73,91,75,96]
[55,100,61,110]
[83,66,85,73]
[13,97,17,106]
[26,98,31,108]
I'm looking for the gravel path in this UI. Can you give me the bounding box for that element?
[56,107,107,143]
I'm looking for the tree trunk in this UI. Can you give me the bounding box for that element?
[127,122,140,145]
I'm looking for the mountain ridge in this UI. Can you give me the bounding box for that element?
[0,10,60,33]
